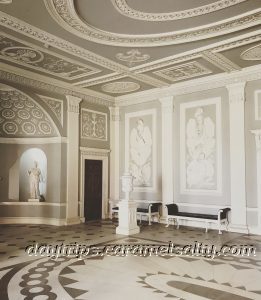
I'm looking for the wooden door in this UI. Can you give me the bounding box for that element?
[84,159,102,221]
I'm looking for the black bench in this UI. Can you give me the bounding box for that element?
[136,202,162,225]
[111,202,162,225]
[165,204,230,234]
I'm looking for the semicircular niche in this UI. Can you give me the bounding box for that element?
[0,84,59,137]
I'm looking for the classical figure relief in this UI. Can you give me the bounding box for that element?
[28,161,42,199]
[81,109,107,141]
[186,107,216,189]
[130,119,152,187]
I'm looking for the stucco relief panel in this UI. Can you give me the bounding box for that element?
[125,109,157,191]
[180,98,222,195]
[0,34,100,80]
[81,109,107,141]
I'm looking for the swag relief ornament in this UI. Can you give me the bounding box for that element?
[81,109,107,141]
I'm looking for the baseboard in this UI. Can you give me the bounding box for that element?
[248,226,261,235]
[0,217,66,226]
[229,224,249,234]
[65,217,81,225]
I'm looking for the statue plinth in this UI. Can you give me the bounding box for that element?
[116,172,140,235]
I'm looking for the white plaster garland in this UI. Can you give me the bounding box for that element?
[111,0,247,21]
[116,49,150,66]
[44,0,261,47]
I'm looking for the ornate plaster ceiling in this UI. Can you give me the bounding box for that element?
[0,0,261,101]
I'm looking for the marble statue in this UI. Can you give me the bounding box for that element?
[28,161,42,199]
[186,107,215,189]
[130,118,152,186]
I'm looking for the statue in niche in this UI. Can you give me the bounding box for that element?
[28,161,42,199]
[130,118,152,186]
[186,107,215,189]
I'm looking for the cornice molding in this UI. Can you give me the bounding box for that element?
[0,62,115,106]
[202,51,241,72]
[0,137,67,144]
[115,64,261,106]
[44,0,261,47]
[112,0,247,22]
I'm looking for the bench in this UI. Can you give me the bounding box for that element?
[136,202,162,225]
[165,204,230,234]
[111,202,162,225]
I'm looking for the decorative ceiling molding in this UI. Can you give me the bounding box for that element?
[0,33,101,81]
[241,44,261,61]
[75,73,126,88]
[101,81,140,94]
[116,49,150,66]
[153,61,212,82]
[202,51,241,72]
[133,32,261,74]
[0,12,166,89]
[0,63,115,107]
[44,0,261,47]
[111,0,247,21]
[115,65,261,106]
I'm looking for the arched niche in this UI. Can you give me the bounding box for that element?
[18,148,47,202]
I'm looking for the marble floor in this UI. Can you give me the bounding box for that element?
[0,220,261,300]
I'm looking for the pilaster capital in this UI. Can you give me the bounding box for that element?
[66,95,82,113]
[251,130,261,150]
[109,106,121,122]
[159,96,174,113]
[226,81,246,104]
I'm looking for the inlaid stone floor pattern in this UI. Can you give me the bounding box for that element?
[0,220,261,299]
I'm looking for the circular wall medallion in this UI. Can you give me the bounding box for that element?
[2,108,15,119]
[32,108,44,119]
[18,109,30,120]
[22,122,36,135]
[3,122,18,134]
[101,81,140,94]
[39,121,52,134]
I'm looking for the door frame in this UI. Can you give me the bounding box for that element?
[80,147,110,222]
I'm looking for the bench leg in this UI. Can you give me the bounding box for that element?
[218,222,222,235]
[148,214,152,225]
[176,219,179,229]
[165,217,170,227]
[205,222,208,233]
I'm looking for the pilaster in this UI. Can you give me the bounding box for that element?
[251,129,261,233]
[66,95,82,224]
[159,96,174,219]
[109,106,120,201]
[227,82,248,233]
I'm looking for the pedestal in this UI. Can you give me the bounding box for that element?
[28,198,40,202]
[116,200,140,235]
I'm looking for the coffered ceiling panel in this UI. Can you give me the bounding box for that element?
[0,0,261,100]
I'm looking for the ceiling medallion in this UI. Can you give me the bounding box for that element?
[111,0,247,21]
[240,43,261,60]
[116,49,150,66]
[44,0,261,47]
[101,81,140,94]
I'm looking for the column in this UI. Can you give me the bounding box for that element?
[251,130,261,232]
[227,82,248,233]
[109,107,120,203]
[159,96,174,220]
[66,95,82,224]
